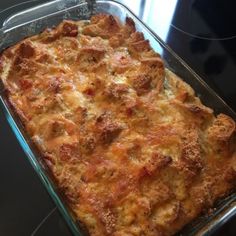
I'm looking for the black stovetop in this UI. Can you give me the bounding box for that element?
[0,0,236,235]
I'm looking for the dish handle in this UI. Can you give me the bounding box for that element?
[0,0,94,30]
[0,0,43,28]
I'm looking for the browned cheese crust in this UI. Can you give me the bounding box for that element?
[0,14,236,236]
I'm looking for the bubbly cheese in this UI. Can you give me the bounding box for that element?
[1,14,236,236]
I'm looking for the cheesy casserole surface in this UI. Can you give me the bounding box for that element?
[0,14,236,236]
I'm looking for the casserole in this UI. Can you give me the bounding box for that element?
[0,1,236,235]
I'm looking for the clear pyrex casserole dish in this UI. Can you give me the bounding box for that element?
[0,0,236,235]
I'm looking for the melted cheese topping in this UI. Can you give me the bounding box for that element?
[1,14,236,236]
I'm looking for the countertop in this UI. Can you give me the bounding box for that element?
[0,0,236,235]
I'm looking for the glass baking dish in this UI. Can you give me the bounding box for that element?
[0,0,236,235]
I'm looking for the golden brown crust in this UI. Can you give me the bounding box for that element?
[1,15,236,236]
[207,113,236,156]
